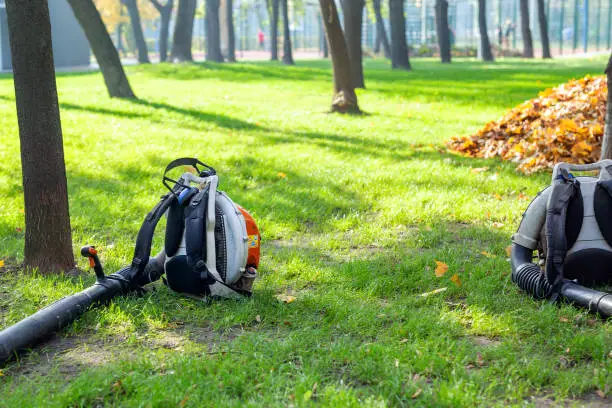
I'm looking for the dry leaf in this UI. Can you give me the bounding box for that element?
[15,227,22,233]
[596,389,606,399]
[470,167,489,174]
[0,369,3,376]
[179,395,189,408]
[492,222,504,228]
[559,317,570,323]
[277,172,287,178]
[450,273,462,287]
[276,294,296,303]
[493,193,503,200]
[518,192,530,201]
[411,389,422,399]
[476,352,485,366]
[505,246,512,256]
[480,251,495,258]
[400,338,409,343]
[0,260,4,268]
[395,359,399,368]
[255,315,261,323]
[434,261,449,277]
[420,287,447,297]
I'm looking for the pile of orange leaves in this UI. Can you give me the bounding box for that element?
[447,75,607,173]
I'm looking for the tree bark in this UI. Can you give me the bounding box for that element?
[373,0,391,58]
[281,0,294,64]
[171,0,197,62]
[478,0,494,61]
[435,0,451,63]
[150,0,174,62]
[67,0,136,98]
[122,0,150,63]
[601,54,612,160]
[340,0,365,88]
[5,0,75,273]
[319,0,360,113]
[206,0,224,61]
[116,23,125,55]
[520,0,534,58]
[226,0,236,62]
[271,0,280,60]
[389,0,410,70]
[537,0,552,58]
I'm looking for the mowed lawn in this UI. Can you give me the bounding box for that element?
[0,57,611,407]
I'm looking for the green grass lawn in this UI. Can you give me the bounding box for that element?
[0,57,611,407]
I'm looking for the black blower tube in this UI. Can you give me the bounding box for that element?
[511,244,612,318]
[0,258,165,366]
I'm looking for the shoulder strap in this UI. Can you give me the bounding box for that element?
[594,180,612,247]
[185,186,212,282]
[545,178,581,299]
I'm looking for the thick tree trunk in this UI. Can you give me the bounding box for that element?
[373,0,391,58]
[271,0,279,60]
[150,0,174,62]
[537,0,552,58]
[206,0,224,61]
[122,0,150,63]
[67,0,136,98]
[226,0,236,62]
[478,0,494,61]
[171,0,197,62]
[5,0,75,273]
[389,0,410,70]
[281,0,294,65]
[319,0,360,113]
[602,54,612,160]
[435,0,451,63]
[340,0,365,88]
[520,0,534,58]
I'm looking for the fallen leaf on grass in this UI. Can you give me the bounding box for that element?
[255,315,261,323]
[277,172,287,179]
[420,287,447,297]
[450,273,462,287]
[596,390,606,399]
[492,222,505,228]
[476,352,485,366]
[179,395,189,408]
[505,246,512,256]
[15,227,22,233]
[276,294,296,303]
[480,251,495,258]
[0,260,4,268]
[434,261,449,277]
[0,369,3,376]
[559,317,570,323]
[518,192,530,201]
[411,389,422,399]
[470,167,489,174]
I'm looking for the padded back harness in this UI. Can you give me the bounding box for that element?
[130,158,257,299]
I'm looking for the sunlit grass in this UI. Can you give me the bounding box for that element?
[0,57,610,407]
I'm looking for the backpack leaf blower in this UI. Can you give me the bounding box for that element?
[0,158,261,365]
[511,160,612,317]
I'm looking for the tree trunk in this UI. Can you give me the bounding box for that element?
[478,0,494,61]
[116,23,125,55]
[122,0,150,63]
[373,0,391,58]
[67,0,136,98]
[171,0,197,62]
[281,0,294,65]
[520,0,534,58]
[389,0,410,70]
[340,0,365,88]
[150,0,174,62]
[206,0,223,61]
[5,0,75,273]
[601,54,612,160]
[226,0,236,62]
[435,0,451,63]
[319,0,360,113]
[271,0,279,60]
[537,0,551,58]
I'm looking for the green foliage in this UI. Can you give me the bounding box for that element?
[0,58,611,406]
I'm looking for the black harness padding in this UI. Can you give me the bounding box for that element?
[594,180,612,248]
[545,178,581,298]
[184,186,214,284]
[165,199,185,257]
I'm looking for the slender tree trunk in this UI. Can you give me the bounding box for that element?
[226,0,236,62]
[601,54,612,160]
[340,0,365,88]
[122,0,150,63]
[206,0,224,61]
[373,0,391,58]
[271,0,280,60]
[150,0,174,62]
[478,0,494,61]
[116,23,125,55]
[67,0,136,98]
[537,0,551,58]
[171,0,197,62]
[435,0,451,63]
[5,0,75,273]
[281,0,294,64]
[520,0,534,58]
[319,0,360,113]
[389,0,410,70]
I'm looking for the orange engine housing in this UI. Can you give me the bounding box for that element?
[237,206,261,269]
